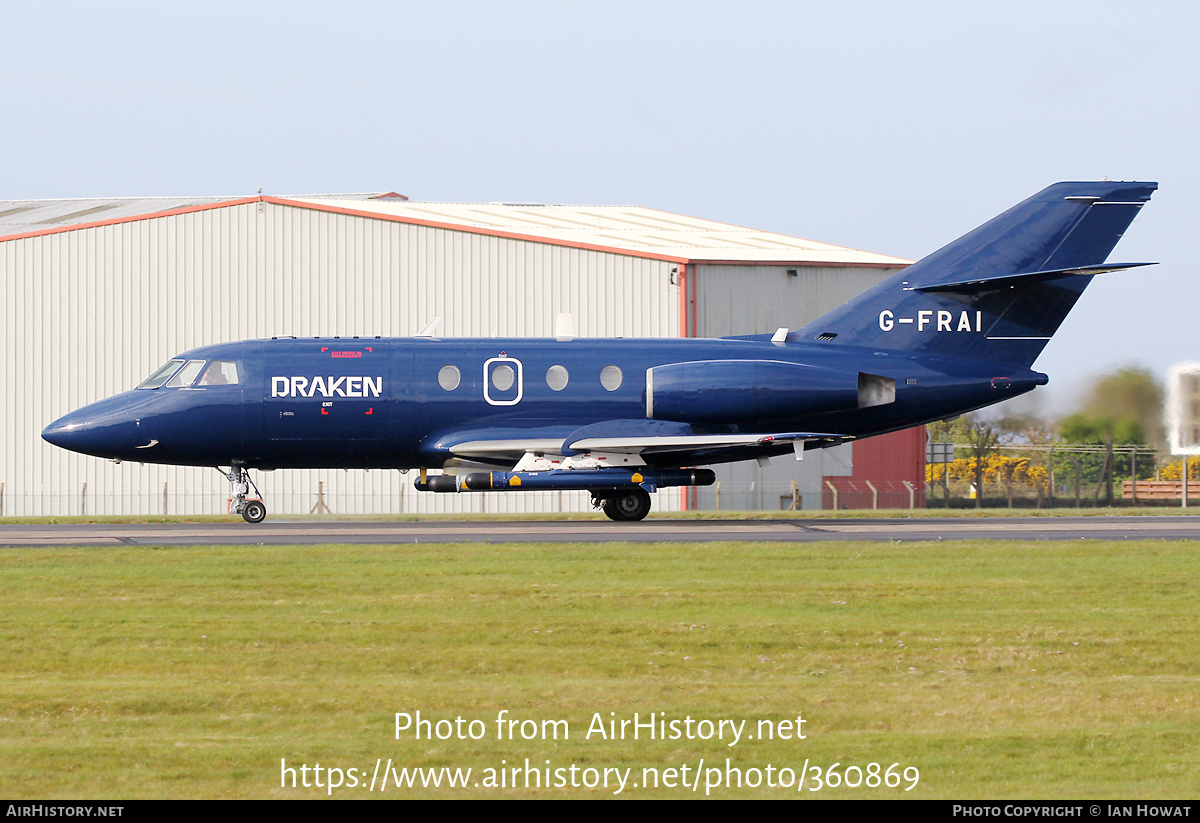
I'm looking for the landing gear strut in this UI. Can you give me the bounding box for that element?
[224,466,267,523]
[592,488,652,522]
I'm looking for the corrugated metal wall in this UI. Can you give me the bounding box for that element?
[2,200,679,517]
[823,426,928,510]
[690,263,902,511]
[691,264,893,339]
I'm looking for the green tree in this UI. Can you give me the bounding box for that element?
[1077,365,1165,450]
[1053,366,1163,503]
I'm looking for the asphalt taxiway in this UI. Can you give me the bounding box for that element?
[2,516,1198,547]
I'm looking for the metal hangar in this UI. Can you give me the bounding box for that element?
[0,192,913,516]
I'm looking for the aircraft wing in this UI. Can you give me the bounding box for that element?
[447,439,569,464]
[567,431,847,455]
[445,427,849,466]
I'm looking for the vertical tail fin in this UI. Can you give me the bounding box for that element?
[796,181,1157,367]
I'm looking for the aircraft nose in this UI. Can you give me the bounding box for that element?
[41,416,87,450]
[42,412,116,457]
[42,400,142,460]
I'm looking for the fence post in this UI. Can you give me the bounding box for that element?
[1,482,4,517]
[1104,436,1114,506]
[1131,448,1138,506]
[903,480,915,509]
[714,481,721,510]
[81,482,87,517]
[790,480,800,511]
[310,480,331,514]
[163,482,168,516]
[1049,444,1055,508]
[825,480,838,511]
[865,480,878,510]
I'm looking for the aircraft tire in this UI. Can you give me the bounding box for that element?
[241,500,267,524]
[602,489,651,522]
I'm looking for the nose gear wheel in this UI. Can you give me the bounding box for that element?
[222,466,267,524]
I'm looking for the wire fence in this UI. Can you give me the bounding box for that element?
[822,481,922,510]
[3,482,862,516]
[5,478,1186,518]
[0,487,605,517]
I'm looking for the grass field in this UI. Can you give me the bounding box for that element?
[1,539,1197,798]
[2,505,1198,525]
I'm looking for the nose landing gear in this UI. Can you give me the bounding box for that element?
[239,498,267,524]
[223,466,267,523]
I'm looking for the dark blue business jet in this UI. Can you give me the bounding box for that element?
[42,181,1156,522]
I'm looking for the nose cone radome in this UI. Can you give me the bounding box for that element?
[42,393,148,460]
[41,415,87,450]
[43,412,130,459]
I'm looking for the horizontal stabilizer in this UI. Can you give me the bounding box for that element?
[911,262,1156,294]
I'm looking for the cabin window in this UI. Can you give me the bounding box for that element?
[438,365,461,391]
[166,359,207,388]
[491,364,516,391]
[198,360,240,386]
[600,365,623,391]
[546,365,569,391]
[137,359,186,389]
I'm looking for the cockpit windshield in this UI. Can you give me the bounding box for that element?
[137,359,186,389]
[165,359,207,388]
[136,358,241,389]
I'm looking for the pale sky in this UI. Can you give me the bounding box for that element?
[4,1,1194,415]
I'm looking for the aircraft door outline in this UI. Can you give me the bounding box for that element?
[483,355,523,406]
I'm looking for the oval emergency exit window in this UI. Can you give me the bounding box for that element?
[483,357,523,406]
[492,364,515,391]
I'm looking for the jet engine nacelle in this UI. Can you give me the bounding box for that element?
[645,359,894,424]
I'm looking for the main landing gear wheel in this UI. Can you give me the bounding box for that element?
[241,499,267,524]
[601,488,652,522]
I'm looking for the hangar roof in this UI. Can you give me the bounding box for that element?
[0,193,909,267]
[0,196,233,231]
[289,197,908,266]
